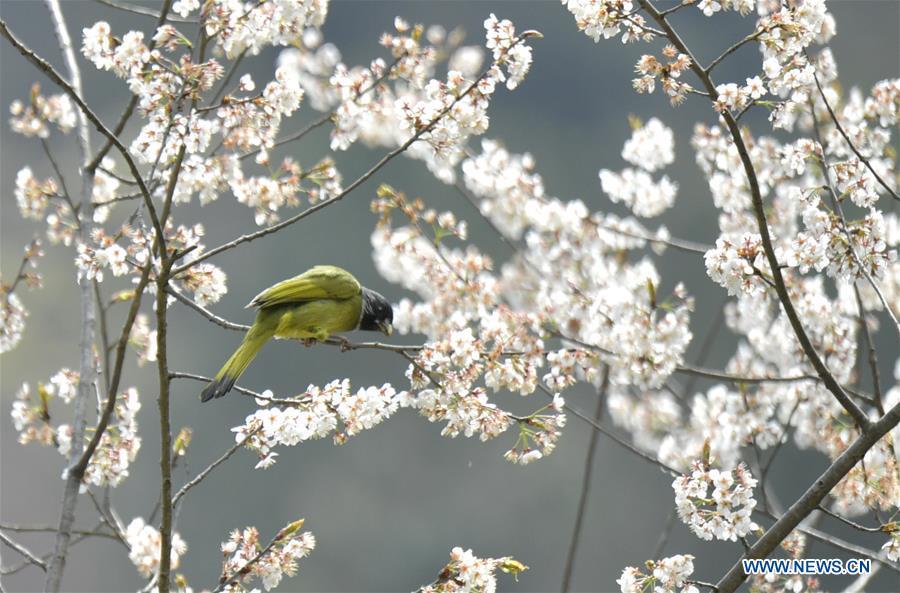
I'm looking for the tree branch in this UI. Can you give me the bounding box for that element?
[41,3,97,589]
[156,261,174,593]
[717,402,900,592]
[637,0,870,432]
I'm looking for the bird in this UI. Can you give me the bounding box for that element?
[200,265,393,402]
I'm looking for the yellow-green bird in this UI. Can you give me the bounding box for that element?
[200,265,393,402]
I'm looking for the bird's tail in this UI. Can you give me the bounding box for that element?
[200,326,272,402]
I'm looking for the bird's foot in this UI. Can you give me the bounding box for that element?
[302,338,317,347]
[333,335,353,352]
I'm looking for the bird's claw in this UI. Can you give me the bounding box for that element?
[335,336,353,352]
[302,338,316,347]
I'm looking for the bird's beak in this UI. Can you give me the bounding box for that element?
[379,321,393,336]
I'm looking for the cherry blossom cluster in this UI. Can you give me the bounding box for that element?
[694,119,896,294]
[0,240,43,353]
[128,314,158,366]
[648,297,847,473]
[704,233,770,297]
[657,379,781,471]
[12,159,91,246]
[884,531,900,563]
[460,142,693,392]
[789,194,896,282]
[277,15,537,184]
[217,520,315,592]
[63,386,142,488]
[70,220,230,308]
[11,372,142,488]
[371,187,570,461]
[483,14,534,91]
[672,460,759,541]
[125,517,188,579]
[696,0,755,18]
[460,139,540,239]
[607,387,681,453]
[632,46,694,105]
[0,290,28,354]
[641,279,861,474]
[561,0,655,44]
[8,83,76,138]
[203,0,329,58]
[418,547,528,593]
[232,380,408,469]
[599,117,678,217]
[757,0,834,88]
[825,353,898,516]
[14,167,59,221]
[75,230,129,283]
[80,18,318,226]
[617,554,698,593]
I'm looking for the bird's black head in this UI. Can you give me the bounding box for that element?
[360,287,393,336]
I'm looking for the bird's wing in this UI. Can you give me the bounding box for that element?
[247,265,361,309]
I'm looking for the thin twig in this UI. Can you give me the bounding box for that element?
[561,367,609,593]
[755,509,898,572]
[167,286,250,331]
[156,261,175,593]
[72,263,154,482]
[651,507,679,559]
[815,505,884,533]
[760,400,800,492]
[169,371,295,403]
[155,147,190,593]
[599,222,711,254]
[39,138,78,224]
[85,490,129,550]
[537,383,679,477]
[0,524,119,540]
[675,364,816,385]
[0,532,47,572]
[238,114,331,162]
[705,28,765,74]
[172,430,259,508]
[94,282,112,393]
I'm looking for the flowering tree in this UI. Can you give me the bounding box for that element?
[0,0,897,592]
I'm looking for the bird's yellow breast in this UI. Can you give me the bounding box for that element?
[268,296,362,342]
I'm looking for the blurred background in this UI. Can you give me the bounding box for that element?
[1,1,898,591]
